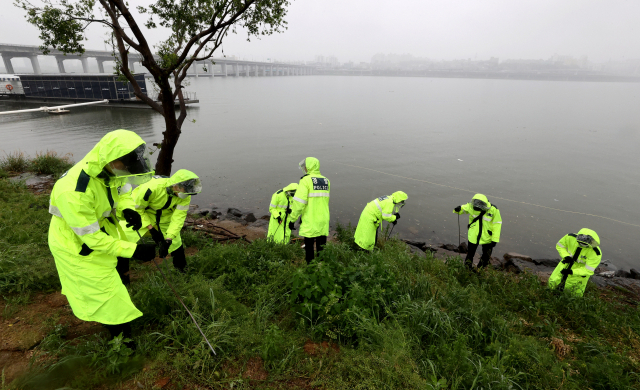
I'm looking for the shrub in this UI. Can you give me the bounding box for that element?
[290,243,398,341]
[30,150,74,176]
[0,151,30,173]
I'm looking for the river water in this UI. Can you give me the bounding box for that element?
[1,76,639,269]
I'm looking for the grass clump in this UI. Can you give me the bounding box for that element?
[0,150,73,177]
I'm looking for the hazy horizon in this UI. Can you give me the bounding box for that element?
[1,0,639,65]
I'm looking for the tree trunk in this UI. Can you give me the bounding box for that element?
[154,79,181,176]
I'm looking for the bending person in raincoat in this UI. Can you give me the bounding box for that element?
[48,130,157,346]
[121,169,202,273]
[290,157,330,264]
[453,194,502,270]
[548,228,602,297]
[354,191,408,251]
[267,183,298,243]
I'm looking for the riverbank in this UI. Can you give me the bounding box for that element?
[2,164,640,388]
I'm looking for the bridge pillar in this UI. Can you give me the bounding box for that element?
[2,56,14,74]
[261,66,266,76]
[28,55,42,74]
[80,57,89,73]
[221,63,227,76]
[55,55,66,73]
[233,63,239,77]
[194,61,199,78]
[97,58,106,73]
[128,60,136,73]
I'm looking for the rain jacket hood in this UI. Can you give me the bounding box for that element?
[283,182,298,194]
[167,169,200,189]
[392,191,408,203]
[303,157,321,175]
[81,130,147,179]
[472,193,491,209]
[578,228,600,247]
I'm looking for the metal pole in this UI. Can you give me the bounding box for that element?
[0,99,109,115]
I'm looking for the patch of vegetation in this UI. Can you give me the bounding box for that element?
[1,177,640,389]
[0,150,73,178]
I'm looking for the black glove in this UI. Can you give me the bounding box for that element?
[132,244,156,261]
[562,256,572,264]
[149,228,165,245]
[277,216,282,224]
[123,209,142,231]
[488,241,497,248]
[159,240,171,258]
[392,219,397,226]
[288,221,296,230]
[560,268,573,276]
[286,208,292,214]
[394,213,400,220]
[454,206,462,213]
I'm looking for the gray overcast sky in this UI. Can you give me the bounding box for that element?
[1,0,638,63]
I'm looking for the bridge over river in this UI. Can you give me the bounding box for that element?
[0,43,314,77]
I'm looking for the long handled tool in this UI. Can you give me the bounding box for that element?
[386,221,396,240]
[458,214,461,248]
[136,231,217,355]
[557,248,581,292]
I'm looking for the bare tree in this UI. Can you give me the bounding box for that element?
[16,0,290,175]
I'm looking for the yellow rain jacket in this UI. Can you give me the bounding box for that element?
[48,130,146,325]
[354,191,408,251]
[124,169,198,253]
[548,228,602,297]
[290,157,330,238]
[267,183,298,243]
[453,194,502,245]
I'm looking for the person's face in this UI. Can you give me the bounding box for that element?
[105,159,126,174]
[173,184,185,193]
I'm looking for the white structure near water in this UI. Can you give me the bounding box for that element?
[0,43,314,77]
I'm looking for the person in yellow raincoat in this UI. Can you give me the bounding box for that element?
[267,183,298,243]
[290,157,330,263]
[453,193,502,270]
[120,169,202,273]
[354,191,408,251]
[548,228,602,297]
[48,130,157,345]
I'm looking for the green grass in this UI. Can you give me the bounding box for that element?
[0,150,73,178]
[1,177,640,389]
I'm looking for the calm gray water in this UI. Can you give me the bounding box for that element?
[1,76,639,269]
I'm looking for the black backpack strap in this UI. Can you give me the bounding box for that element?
[468,210,486,229]
[155,196,174,228]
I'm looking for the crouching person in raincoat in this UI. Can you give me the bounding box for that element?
[48,130,157,347]
[267,183,298,243]
[121,169,202,273]
[354,191,408,251]
[548,228,602,297]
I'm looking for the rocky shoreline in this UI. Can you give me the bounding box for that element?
[188,204,640,298]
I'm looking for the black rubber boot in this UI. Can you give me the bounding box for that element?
[116,257,130,285]
[171,245,187,273]
[104,322,136,350]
